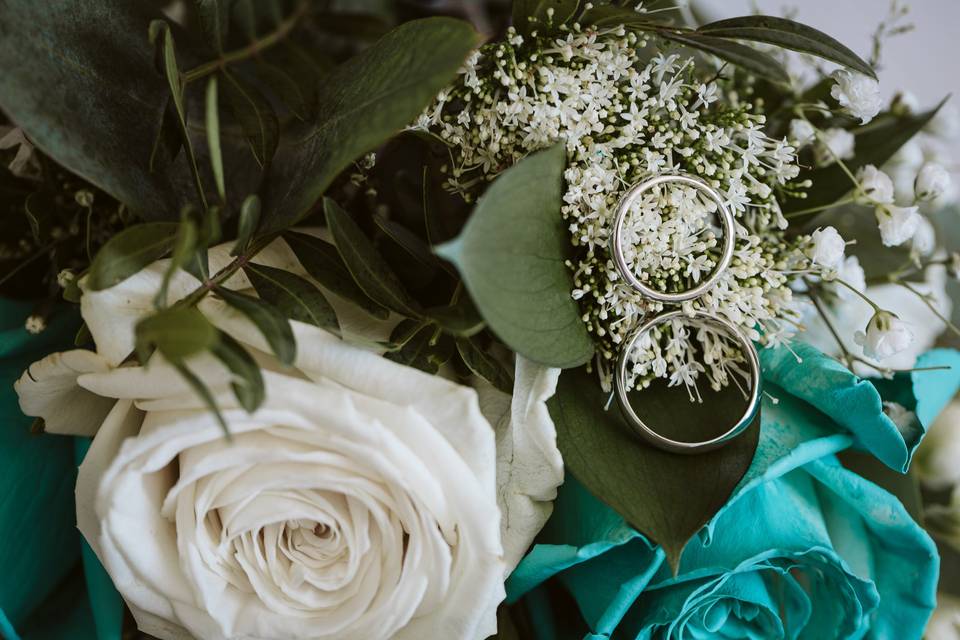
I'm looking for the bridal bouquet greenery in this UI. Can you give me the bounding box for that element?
[3,1,960,639]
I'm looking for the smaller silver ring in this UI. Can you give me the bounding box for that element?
[610,174,735,303]
[615,310,760,454]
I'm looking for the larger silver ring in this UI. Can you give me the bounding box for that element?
[615,310,761,454]
[610,173,735,303]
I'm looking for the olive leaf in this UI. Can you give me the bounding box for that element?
[660,33,790,85]
[549,367,760,571]
[211,330,265,413]
[427,297,485,337]
[205,76,226,202]
[385,323,453,374]
[219,69,280,169]
[135,306,219,363]
[232,194,261,256]
[456,337,514,393]
[244,263,340,332]
[216,287,296,365]
[155,217,200,307]
[86,222,180,291]
[436,144,594,369]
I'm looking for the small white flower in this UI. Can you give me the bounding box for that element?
[854,311,914,360]
[56,269,75,289]
[24,315,46,334]
[875,204,922,247]
[830,70,883,124]
[836,255,866,299]
[856,164,895,204]
[807,226,846,271]
[788,118,816,147]
[815,128,855,166]
[910,215,936,259]
[915,162,952,201]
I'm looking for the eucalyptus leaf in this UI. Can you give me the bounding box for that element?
[135,306,219,363]
[244,263,340,332]
[0,0,190,218]
[216,286,296,365]
[283,231,389,319]
[205,76,226,202]
[698,16,876,79]
[220,70,280,169]
[232,195,261,256]
[324,198,421,318]
[211,331,265,413]
[86,222,180,291]
[660,32,790,85]
[549,367,760,570]
[456,337,513,393]
[262,18,480,231]
[512,0,581,35]
[436,144,594,369]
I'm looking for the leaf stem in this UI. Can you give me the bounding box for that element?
[784,196,857,219]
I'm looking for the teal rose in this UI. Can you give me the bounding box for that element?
[507,345,960,639]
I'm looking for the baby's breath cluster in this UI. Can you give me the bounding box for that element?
[417,24,811,394]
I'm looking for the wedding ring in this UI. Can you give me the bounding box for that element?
[614,310,761,454]
[610,173,735,303]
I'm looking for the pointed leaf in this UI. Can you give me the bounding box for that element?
[205,76,226,202]
[232,195,261,256]
[155,218,199,307]
[324,198,421,318]
[171,360,230,436]
[660,32,790,85]
[436,144,594,368]
[283,231,389,319]
[456,337,513,393]
[216,286,296,365]
[87,222,180,291]
[244,263,339,332]
[256,59,309,119]
[427,297,485,337]
[191,0,230,53]
[373,214,437,268]
[135,306,219,363]
[220,70,280,169]
[385,323,452,374]
[699,15,876,79]
[211,331,265,412]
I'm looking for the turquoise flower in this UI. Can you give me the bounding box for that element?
[508,344,960,639]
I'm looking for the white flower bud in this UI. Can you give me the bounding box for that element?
[854,311,914,361]
[914,162,952,202]
[910,215,936,258]
[815,128,855,166]
[807,226,846,271]
[875,204,921,247]
[836,255,866,299]
[788,118,816,147]
[24,315,46,334]
[855,164,895,204]
[830,70,883,124]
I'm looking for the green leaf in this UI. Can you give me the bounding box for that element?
[205,76,226,202]
[283,231,389,319]
[232,195,261,256]
[660,32,790,85]
[135,306,219,363]
[698,16,876,79]
[427,297,485,337]
[324,198,421,318]
[244,263,340,332]
[549,367,760,569]
[385,322,452,374]
[436,144,594,369]
[373,214,437,268]
[191,0,229,53]
[0,1,190,219]
[216,286,296,365]
[579,4,658,29]
[512,0,581,35]
[171,359,231,436]
[785,100,946,222]
[256,59,309,120]
[262,17,480,231]
[211,331,265,412]
[155,217,199,307]
[220,70,280,169]
[456,337,513,393]
[86,222,180,291]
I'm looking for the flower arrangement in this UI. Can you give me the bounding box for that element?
[2,1,960,639]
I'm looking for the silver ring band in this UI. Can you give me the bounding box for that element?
[610,173,735,303]
[614,310,761,454]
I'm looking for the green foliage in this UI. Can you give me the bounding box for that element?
[219,70,280,170]
[135,306,219,363]
[512,0,581,35]
[191,0,230,53]
[86,222,180,291]
[437,144,594,369]
[211,331,265,413]
[384,322,453,374]
[549,367,760,570]
[456,337,514,394]
[216,287,296,365]
[660,33,790,85]
[245,263,340,332]
[205,77,227,202]
[232,195,262,256]
[155,217,200,307]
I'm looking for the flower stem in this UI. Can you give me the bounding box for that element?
[897,279,960,337]
[784,196,857,219]
[833,277,883,312]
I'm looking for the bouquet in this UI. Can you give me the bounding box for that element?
[3,0,960,638]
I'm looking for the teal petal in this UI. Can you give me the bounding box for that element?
[911,349,960,427]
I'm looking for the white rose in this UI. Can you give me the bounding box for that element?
[875,204,922,247]
[15,239,564,640]
[788,118,815,147]
[807,226,846,271]
[815,128,855,166]
[927,593,960,640]
[855,164,895,205]
[854,311,914,361]
[830,70,883,124]
[915,162,952,202]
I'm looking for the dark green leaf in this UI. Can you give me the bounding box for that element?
[283,231,389,319]
[205,76,226,202]
[660,32,790,85]
[325,198,421,317]
[436,144,594,369]
[191,0,229,53]
[385,323,452,374]
[513,0,581,35]
[87,222,180,291]
[149,98,184,172]
[0,1,189,219]
[256,59,309,120]
[427,297,485,337]
[211,331,265,412]
[786,100,946,223]
[699,16,876,79]
[262,18,480,231]
[155,218,199,307]
[373,214,437,268]
[456,337,513,393]
[549,367,760,569]
[135,306,219,363]
[232,195,261,256]
[217,286,296,365]
[312,12,391,40]
[171,360,231,436]
[245,263,339,332]
[382,318,429,351]
[220,70,280,169]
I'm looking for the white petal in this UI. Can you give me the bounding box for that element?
[15,349,115,436]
